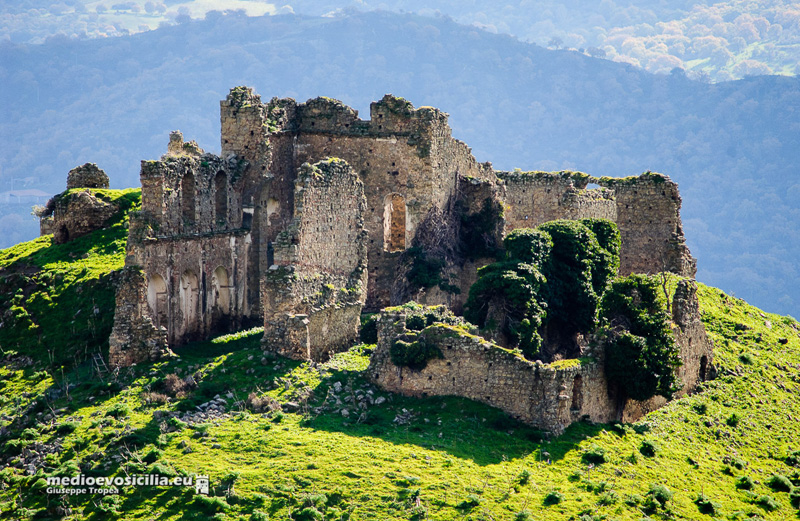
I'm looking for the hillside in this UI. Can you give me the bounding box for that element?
[1,208,800,520]
[0,188,140,367]
[1,10,799,321]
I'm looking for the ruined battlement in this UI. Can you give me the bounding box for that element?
[106,86,701,374]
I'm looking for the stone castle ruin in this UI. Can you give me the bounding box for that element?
[50,86,710,432]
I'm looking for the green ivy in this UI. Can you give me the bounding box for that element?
[465,219,620,359]
[600,274,681,401]
[390,331,443,370]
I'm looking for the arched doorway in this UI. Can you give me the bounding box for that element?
[699,355,708,382]
[211,266,231,315]
[146,273,168,328]
[383,193,406,252]
[179,270,199,332]
[571,375,583,411]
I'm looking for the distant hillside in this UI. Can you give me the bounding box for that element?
[1,10,798,319]
[1,221,799,519]
[4,1,799,81]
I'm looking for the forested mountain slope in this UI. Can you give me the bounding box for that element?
[1,10,798,318]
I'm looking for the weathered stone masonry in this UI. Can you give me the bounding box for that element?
[105,86,699,371]
[261,159,368,361]
[369,280,713,434]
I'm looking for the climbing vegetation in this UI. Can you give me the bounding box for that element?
[599,274,681,401]
[465,219,620,359]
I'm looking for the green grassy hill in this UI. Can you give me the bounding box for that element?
[0,188,140,367]
[1,207,799,520]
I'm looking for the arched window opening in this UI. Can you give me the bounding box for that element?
[699,355,708,382]
[146,274,168,328]
[211,266,231,315]
[179,270,199,329]
[214,171,227,225]
[571,375,583,411]
[182,173,196,225]
[383,193,406,252]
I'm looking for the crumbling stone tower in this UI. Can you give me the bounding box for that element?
[108,86,697,368]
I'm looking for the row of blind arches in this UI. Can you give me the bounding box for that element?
[146,266,232,330]
[181,171,228,225]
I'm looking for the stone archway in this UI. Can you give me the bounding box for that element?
[571,375,583,411]
[182,172,195,225]
[179,270,199,333]
[211,266,232,315]
[146,273,168,328]
[214,171,227,225]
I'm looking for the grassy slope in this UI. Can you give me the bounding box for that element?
[0,279,798,520]
[0,188,140,367]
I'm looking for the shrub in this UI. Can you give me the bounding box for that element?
[581,445,607,465]
[161,373,194,398]
[789,488,800,508]
[390,333,442,370]
[56,421,80,435]
[695,493,720,515]
[598,491,618,506]
[756,495,780,512]
[464,219,619,359]
[768,474,793,492]
[639,439,659,457]
[736,476,754,490]
[359,314,378,344]
[514,511,534,521]
[601,274,681,401]
[726,413,740,427]
[405,247,446,289]
[786,450,800,467]
[105,402,130,418]
[250,511,270,521]
[194,495,230,513]
[456,494,481,509]
[459,197,504,259]
[647,484,673,507]
[543,490,564,506]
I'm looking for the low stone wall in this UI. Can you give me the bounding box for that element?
[369,279,713,433]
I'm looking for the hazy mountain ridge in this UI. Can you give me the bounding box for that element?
[0,10,798,318]
[4,1,800,82]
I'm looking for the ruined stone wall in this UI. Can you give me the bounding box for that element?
[51,190,119,244]
[134,231,251,346]
[66,163,109,190]
[224,89,487,310]
[495,171,695,278]
[139,155,245,237]
[369,282,713,433]
[109,138,257,365]
[595,174,696,277]
[108,267,169,367]
[261,159,368,361]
